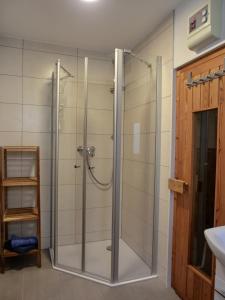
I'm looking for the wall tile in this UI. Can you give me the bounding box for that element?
[23,50,76,79]
[0,103,22,131]
[23,105,51,132]
[0,132,22,146]
[23,77,52,106]
[0,75,22,103]
[0,46,22,76]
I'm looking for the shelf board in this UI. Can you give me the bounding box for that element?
[3,248,39,257]
[3,146,38,152]
[3,208,39,223]
[2,177,38,187]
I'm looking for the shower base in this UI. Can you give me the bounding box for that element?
[51,239,153,285]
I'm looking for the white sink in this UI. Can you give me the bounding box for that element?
[205,226,225,267]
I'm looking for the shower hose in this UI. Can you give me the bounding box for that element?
[86,156,112,187]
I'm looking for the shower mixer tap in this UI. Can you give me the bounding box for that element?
[77,145,96,157]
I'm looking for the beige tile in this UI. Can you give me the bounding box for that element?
[0,103,22,131]
[60,79,76,107]
[23,132,51,159]
[0,75,22,103]
[158,231,169,270]
[23,77,52,106]
[78,57,113,83]
[76,206,112,235]
[159,165,170,201]
[59,107,76,133]
[161,97,172,132]
[158,199,169,236]
[23,105,51,132]
[41,237,50,249]
[58,185,76,210]
[0,131,22,145]
[87,109,113,135]
[77,82,113,110]
[123,160,155,195]
[0,46,22,76]
[40,159,51,186]
[58,159,76,185]
[160,131,171,166]
[162,60,173,98]
[122,183,154,224]
[124,102,156,134]
[23,50,76,79]
[40,186,51,212]
[7,187,22,208]
[125,76,156,110]
[41,211,51,237]
[75,183,112,210]
[58,210,75,236]
[59,133,76,159]
[123,133,155,163]
[58,234,76,246]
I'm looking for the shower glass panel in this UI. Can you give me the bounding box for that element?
[51,50,160,285]
[52,60,82,272]
[81,57,114,280]
[118,53,158,282]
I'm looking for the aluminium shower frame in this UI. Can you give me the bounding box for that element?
[50,50,161,286]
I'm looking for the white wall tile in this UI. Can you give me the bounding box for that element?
[22,132,51,159]
[23,50,75,79]
[0,132,22,146]
[23,105,51,132]
[40,160,51,186]
[40,186,51,212]
[0,75,22,103]
[161,97,172,132]
[0,103,22,131]
[23,77,52,106]
[0,46,22,76]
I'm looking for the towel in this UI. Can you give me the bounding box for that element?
[5,235,38,253]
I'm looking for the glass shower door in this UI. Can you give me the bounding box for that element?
[52,59,82,272]
[79,57,114,281]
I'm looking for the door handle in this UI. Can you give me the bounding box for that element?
[168,178,188,194]
[74,164,81,169]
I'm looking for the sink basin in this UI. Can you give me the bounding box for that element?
[205,226,225,267]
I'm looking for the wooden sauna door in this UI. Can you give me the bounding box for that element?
[172,47,225,300]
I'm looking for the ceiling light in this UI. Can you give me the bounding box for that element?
[81,0,99,2]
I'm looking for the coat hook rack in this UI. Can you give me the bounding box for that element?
[186,57,225,88]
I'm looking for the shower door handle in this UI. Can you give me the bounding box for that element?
[74,164,81,169]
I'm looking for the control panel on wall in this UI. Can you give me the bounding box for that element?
[187,0,222,51]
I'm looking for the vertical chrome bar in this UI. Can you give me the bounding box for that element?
[82,57,88,272]
[151,56,162,275]
[54,59,61,265]
[111,49,124,283]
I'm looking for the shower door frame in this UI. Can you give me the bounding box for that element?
[51,50,161,286]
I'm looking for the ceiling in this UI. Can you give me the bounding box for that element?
[0,0,183,53]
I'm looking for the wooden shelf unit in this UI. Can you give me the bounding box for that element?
[0,146,41,273]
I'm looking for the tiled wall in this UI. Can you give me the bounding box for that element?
[0,37,114,249]
[127,15,174,284]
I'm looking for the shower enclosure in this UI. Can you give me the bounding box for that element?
[50,49,161,285]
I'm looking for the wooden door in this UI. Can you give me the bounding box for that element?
[172,47,225,300]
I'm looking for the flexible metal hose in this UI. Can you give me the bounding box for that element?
[86,156,112,187]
